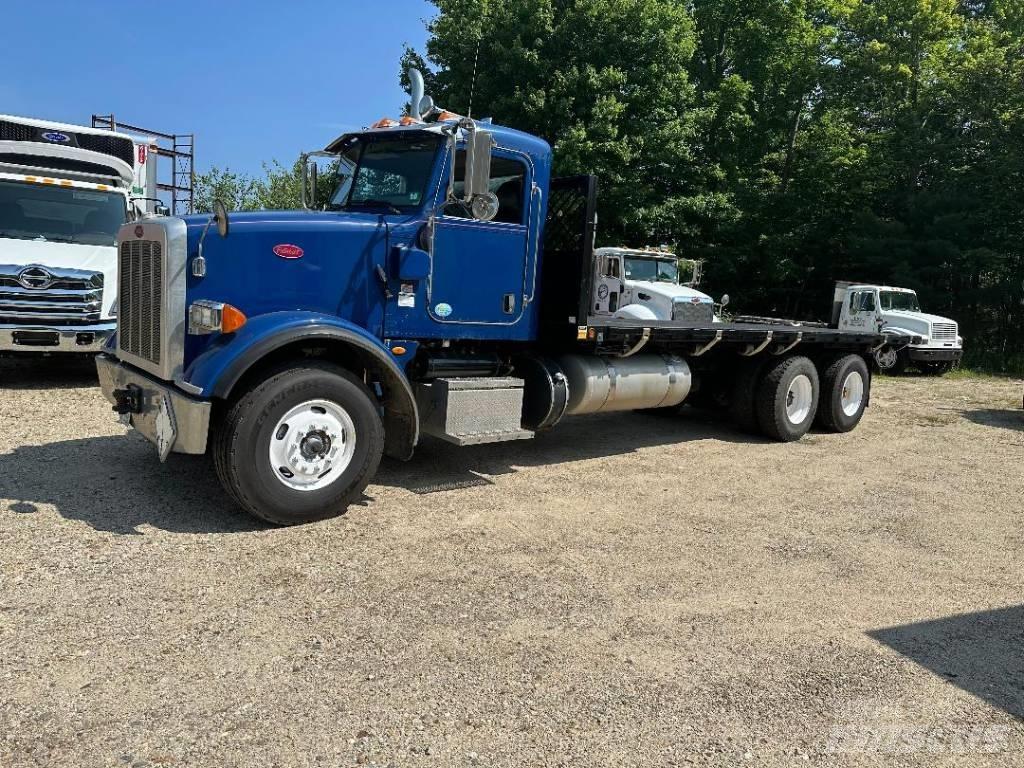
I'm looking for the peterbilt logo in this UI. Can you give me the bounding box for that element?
[18,267,55,290]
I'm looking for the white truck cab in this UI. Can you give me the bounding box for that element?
[0,114,158,354]
[592,246,717,324]
[833,282,963,374]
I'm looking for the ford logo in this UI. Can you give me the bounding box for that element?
[18,266,55,290]
[41,131,71,144]
[273,244,304,259]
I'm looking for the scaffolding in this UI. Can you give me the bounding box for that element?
[91,115,195,215]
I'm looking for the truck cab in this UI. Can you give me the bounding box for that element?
[834,282,963,374]
[0,115,157,355]
[592,246,716,324]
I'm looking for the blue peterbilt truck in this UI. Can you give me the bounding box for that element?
[97,74,890,525]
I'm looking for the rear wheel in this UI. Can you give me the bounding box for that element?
[213,363,384,526]
[755,356,820,442]
[730,359,767,434]
[816,354,869,433]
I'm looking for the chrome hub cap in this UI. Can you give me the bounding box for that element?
[785,374,814,425]
[269,399,356,491]
[840,371,865,417]
[876,348,897,369]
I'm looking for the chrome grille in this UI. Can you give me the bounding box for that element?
[931,322,957,341]
[118,240,163,364]
[0,265,103,325]
[672,299,715,325]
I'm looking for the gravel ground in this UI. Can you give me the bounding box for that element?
[1,358,1022,767]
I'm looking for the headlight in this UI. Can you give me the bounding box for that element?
[189,300,247,335]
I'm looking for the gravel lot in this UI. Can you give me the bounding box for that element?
[1,358,1022,767]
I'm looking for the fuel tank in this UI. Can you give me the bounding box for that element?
[557,354,691,415]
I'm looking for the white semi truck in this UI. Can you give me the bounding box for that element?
[832,282,963,375]
[591,246,719,324]
[0,114,160,354]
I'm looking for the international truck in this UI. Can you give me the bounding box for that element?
[96,71,903,525]
[832,282,963,375]
[0,114,160,355]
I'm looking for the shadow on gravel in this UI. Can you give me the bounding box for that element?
[0,434,263,535]
[375,407,763,495]
[960,408,1024,433]
[869,606,1024,721]
[0,408,759,532]
[0,356,99,390]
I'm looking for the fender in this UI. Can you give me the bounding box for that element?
[614,303,659,321]
[184,311,419,460]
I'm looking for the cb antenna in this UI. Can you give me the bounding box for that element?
[467,14,484,119]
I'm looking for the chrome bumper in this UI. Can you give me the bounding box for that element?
[0,323,115,353]
[96,354,211,459]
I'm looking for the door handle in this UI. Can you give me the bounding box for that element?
[503,293,516,314]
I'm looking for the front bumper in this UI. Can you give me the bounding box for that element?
[96,354,211,459]
[908,347,963,363]
[0,322,115,353]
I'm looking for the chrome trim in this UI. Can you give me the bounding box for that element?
[0,322,114,353]
[96,354,211,456]
[115,217,188,381]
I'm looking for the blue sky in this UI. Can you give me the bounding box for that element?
[3,1,434,177]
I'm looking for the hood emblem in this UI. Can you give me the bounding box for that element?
[18,266,55,290]
[134,225,145,238]
[41,131,71,144]
[273,244,304,259]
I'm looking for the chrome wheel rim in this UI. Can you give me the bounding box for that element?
[269,399,356,491]
[786,374,814,425]
[840,371,865,417]
[875,348,897,369]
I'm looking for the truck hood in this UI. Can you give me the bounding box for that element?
[0,236,117,317]
[628,280,714,303]
[883,309,956,326]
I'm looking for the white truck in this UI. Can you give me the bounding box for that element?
[0,114,160,354]
[591,246,719,324]
[833,282,963,375]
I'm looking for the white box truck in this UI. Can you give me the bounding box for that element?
[0,114,160,354]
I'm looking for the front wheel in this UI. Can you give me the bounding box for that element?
[874,346,907,375]
[213,363,384,526]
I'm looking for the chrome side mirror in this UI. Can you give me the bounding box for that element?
[213,200,230,238]
[720,294,730,307]
[460,121,496,221]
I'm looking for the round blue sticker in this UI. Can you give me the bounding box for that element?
[435,303,453,318]
[41,131,71,143]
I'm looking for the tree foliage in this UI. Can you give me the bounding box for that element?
[406,0,1024,372]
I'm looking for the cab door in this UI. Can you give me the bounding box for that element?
[593,253,624,315]
[427,152,532,332]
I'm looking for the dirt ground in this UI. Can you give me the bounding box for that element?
[1,358,1022,767]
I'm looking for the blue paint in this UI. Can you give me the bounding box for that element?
[176,120,553,395]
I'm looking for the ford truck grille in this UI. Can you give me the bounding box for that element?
[0,265,103,325]
[118,240,163,364]
[931,322,957,342]
[114,218,187,381]
[672,299,715,325]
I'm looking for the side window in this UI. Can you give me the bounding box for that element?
[445,151,528,224]
[860,292,876,312]
[608,258,620,279]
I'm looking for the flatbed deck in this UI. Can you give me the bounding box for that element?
[582,317,887,357]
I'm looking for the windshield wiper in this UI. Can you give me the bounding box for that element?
[347,199,403,215]
[0,230,44,241]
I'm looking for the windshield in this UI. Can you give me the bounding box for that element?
[0,178,127,246]
[624,257,679,284]
[329,137,440,211]
[880,291,921,312]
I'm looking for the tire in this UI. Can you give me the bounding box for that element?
[730,359,767,434]
[874,346,907,375]
[815,354,870,433]
[755,355,820,442]
[213,363,384,526]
